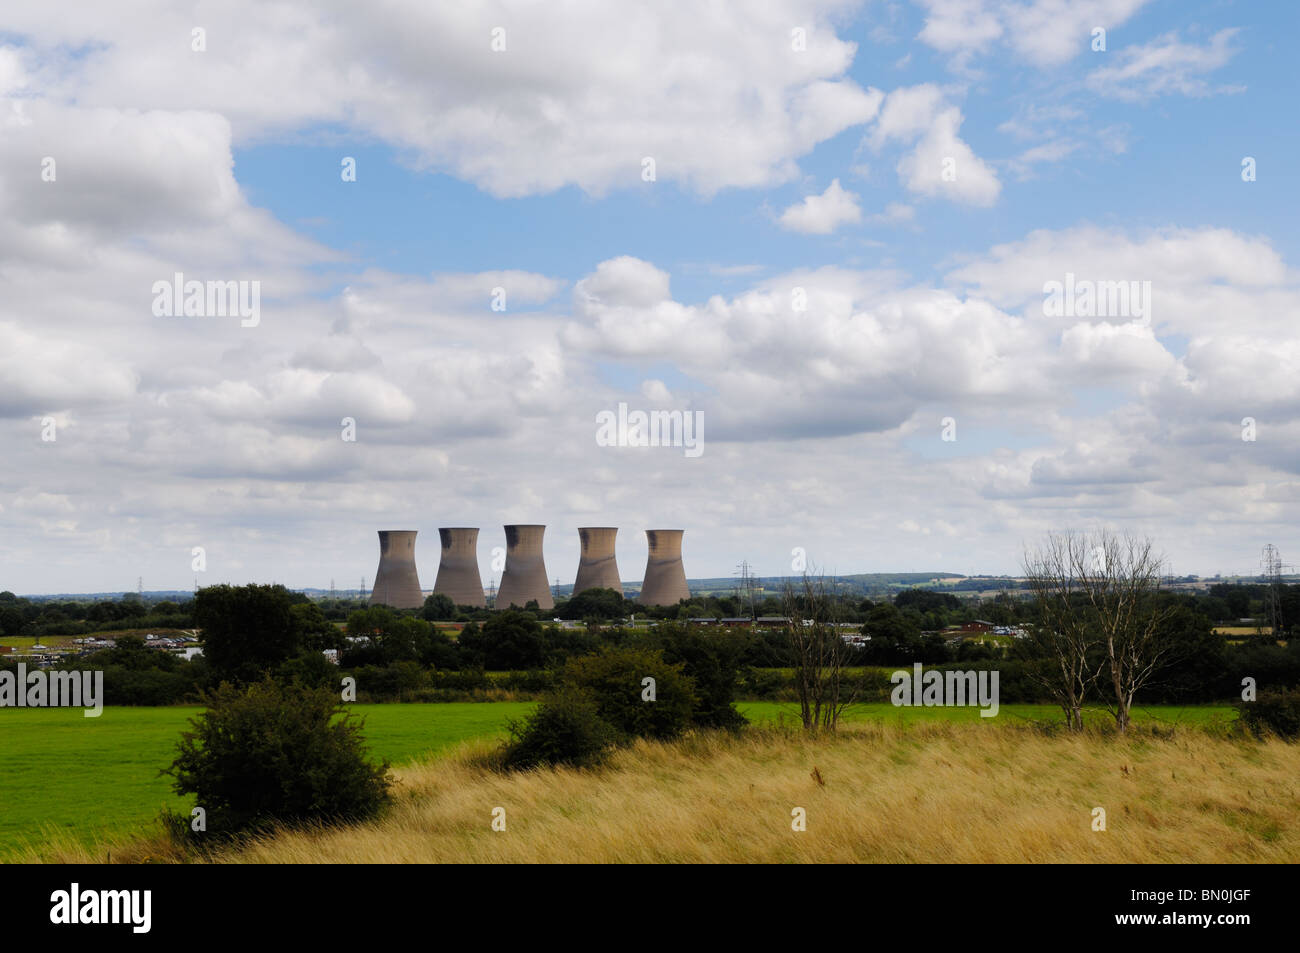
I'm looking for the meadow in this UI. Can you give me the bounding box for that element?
[0,701,1235,859]
[23,714,1297,865]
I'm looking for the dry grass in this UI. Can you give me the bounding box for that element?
[25,721,1300,864]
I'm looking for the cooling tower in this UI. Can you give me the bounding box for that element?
[494,524,554,610]
[638,529,690,606]
[370,530,424,609]
[433,527,486,608]
[573,527,623,596]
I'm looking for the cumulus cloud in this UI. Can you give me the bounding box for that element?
[944,225,1290,335]
[867,85,1000,205]
[0,322,138,416]
[778,179,863,234]
[1,1,883,197]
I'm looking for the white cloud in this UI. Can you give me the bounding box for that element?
[778,179,863,234]
[1005,139,1080,179]
[869,202,915,225]
[868,86,1000,205]
[2,1,883,197]
[914,0,1151,67]
[1086,29,1244,101]
[945,226,1290,332]
[915,0,1004,59]
[869,83,948,148]
[0,322,138,416]
[430,271,565,309]
[897,106,1000,204]
[575,257,673,313]
[641,379,673,403]
[1058,320,1177,379]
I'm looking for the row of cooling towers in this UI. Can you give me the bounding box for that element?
[369,526,690,610]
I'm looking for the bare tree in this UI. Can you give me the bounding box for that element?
[782,571,856,732]
[1071,530,1179,734]
[1022,532,1104,731]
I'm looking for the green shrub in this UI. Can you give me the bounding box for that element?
[459,610,546,669]
[1237,689,1300,739]
[634,624,748,729]
[345,661,430,700]
[164,677,392,835]
[563,646,696,740]
[276,649,340,690]
[502,688,620,770]
[100,666,197,705]
[497,646,698,770]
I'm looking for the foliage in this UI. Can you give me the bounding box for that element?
[1237,689,1300,740]
[555,587,631,621]
[192,584,300,684]
[498,645,697,770]
[164,677,392,835]
[562,646,697,740]
[501,688,620,770]
[635,623,747,729]
[421,593,457,622]
[458,610,546,669]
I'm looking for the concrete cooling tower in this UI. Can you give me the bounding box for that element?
[494,524,554,610]
[638,529,690,606]
[573,527,623,596]
[370,530,424,609]
[433,527,486,608]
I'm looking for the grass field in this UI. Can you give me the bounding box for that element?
[0,635,76,649]
[0,700,1236,859]
[0,703,531,858]
[28,717,1296,865]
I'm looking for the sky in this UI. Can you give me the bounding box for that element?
[1,0,1298,595]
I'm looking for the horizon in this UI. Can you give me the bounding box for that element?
[14,567,1296,602]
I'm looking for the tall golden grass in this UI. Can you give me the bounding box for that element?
[24,721,1300,863]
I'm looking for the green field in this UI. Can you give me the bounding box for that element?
[0,701,1235,858]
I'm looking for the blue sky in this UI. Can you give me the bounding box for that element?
[1,0,1298,593]
[231,0,1299,304]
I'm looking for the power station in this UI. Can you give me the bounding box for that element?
[495,524,554,610]
[638,529,690,606]
[573,527,623,596]
[364,524,691,609]
[432,528,485,608]
[369,530,425,609]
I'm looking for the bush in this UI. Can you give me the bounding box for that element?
[164,677,392,835]
[100,666,197,705]
[1237,689,1300,740]
[276,650,340,690]
[501,688,620,769]
[635,624,748,729]
[344,661,430,700]
[563,646,696,740]
[497,646,699,770]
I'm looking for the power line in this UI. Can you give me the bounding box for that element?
[1262,544,1285,635]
